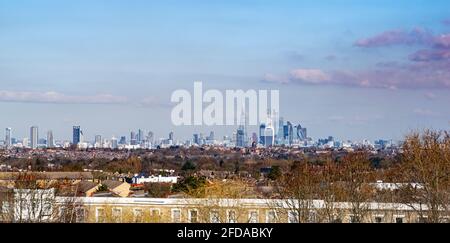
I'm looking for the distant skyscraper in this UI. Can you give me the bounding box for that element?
[199,133,205,145]
[283,125,288,140]
[169,131,174,141]
[237,104,248,147]
[5,128,12,148]
[236,128,245,147]
[30,126,38,149]
[130,131,137,145]
[138,129,144,143]
[285,121,294,145]
[73,126,81,145]
[111,136,118,149]
[277,117,284,144]
[193,134,199,145]
[264,125,275,147]
[259,123,266,145]
[296,125,307,140]
[95,135,102,147]
[147,132,154,144]
[263,112,275,147]
[47,130,54,148]
[208,131,215,141]
[119,136,127,145]
[23,137,29,148]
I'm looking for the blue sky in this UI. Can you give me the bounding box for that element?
[1,0,449,142]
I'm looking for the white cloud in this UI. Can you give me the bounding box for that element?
[413,108,440,117]
[289,69,331,83]
[139,96,171,108]
[0,90,127,104]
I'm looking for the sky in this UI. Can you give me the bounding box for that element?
[1,0,449,142]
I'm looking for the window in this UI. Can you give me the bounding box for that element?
[150,209,160,221]
[1,201,10,215]
[189,209,198,223]
[248,211,258,223]
[266,210,277,223]
[439,217,450,223]
[227,210,237,223]
[42,203,53,218]
[172,209,181,223]
[288,211,299,223]
[96,208,105,223]
[133,208,144,223]
[349,215,358,223]
[59,206,67,222]
[76,208,85,223]
[332,218,342,223]
[395,217,404,223]
[308,211,317,223]
[374,217,383,223]
[210,211,220,223]
[112,208,122,223]
[417,216,428,223]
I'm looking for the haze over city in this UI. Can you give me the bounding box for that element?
[1,0,449,141]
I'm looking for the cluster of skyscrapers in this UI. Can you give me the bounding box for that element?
[189,110,309,148]
[257,115,308,147]
[2,120,307,149]
[2,124,396,150]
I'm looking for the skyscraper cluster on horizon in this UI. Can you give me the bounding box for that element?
[1,122,393,150]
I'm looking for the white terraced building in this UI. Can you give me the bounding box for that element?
[1,189,448,223]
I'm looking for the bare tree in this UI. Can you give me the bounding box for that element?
[338,152,374,223]
[273,161,321,223]
[399,130,450,223]
[316,157,345,223]
[1,172,84,223]
[185,179,256,223]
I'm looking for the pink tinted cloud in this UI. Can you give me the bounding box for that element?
[354,28,433,47]
[409,34,450,62]
[289,69,330,83]
[434,34,450,48]
[265,26,450,90]
[410,49,450,61]
[264,63,450,89]
[0,90,128,104]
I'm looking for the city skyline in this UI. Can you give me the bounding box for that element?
[1,0,450,141]
[0,122,394,150]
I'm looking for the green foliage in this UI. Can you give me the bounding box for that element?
[105,156,142,174]
[181,161,196,171]
[268,165,282,180]
[97,184,108,192]
[144,183,172,198]
[172,176,206,193]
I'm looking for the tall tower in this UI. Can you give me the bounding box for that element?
[138,129,144,143]
[95,135,102,148]
[263,110,275,147]
[296,124,307,140]
[130,131,137,145]
[47,130,54,148]
[30,126,38,149]
[286,121,293,145]
[147,131,154,144]
[73,126,81,145]
[277,117,284,144]
[111,136,118,149]
[5,128,12,148]
[237,103,248,147]
[259,123,266,145]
